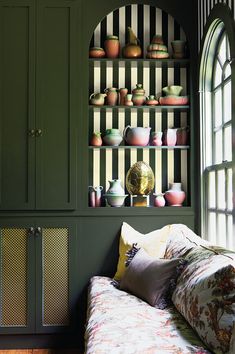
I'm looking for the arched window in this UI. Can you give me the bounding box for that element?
[200,17,234,249]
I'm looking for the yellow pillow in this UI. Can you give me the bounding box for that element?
[114,222,172,281]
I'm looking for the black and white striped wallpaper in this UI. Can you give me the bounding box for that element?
[198,0,235,50]
[89,5,190,206]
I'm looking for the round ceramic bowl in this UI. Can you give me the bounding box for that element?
[104,194,128,207]
[89,47,106,58]
[162,85,183,96]
[159,95,189,106]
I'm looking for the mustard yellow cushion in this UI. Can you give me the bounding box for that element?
[114,222,172,281]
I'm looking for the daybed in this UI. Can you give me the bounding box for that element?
[85,224,235,354]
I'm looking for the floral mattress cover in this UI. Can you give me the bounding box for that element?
[85,276,211,354]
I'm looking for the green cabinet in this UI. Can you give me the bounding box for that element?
[0,218,78,334]
[0,0,78,210]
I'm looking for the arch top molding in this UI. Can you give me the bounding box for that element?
[82,0,198,54]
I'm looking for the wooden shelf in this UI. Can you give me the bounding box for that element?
[89,58,190,68]
[89,105,190,112]
[89,145,190,150]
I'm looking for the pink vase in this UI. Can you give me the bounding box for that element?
[119,88,128,105]
[163,128,177,146]
[151,132,162,146]
[164,183,185,206]
[153,193,165,207]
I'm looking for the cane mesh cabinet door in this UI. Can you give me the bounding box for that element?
[35,221,77,333]
[0,1,36,210]
[0,226,35,334]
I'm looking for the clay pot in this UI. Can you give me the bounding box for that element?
[164,183,185,206]
[90,132,102,146]
[104,36,120,58]
[104,87,118,106]
[132,94,146,106]
[89,47,105,58]
[124,126,151,146]
[119,88,128,105]
[176,127,189,145]
[146,95,158,106]
[90,93,107,106]
[153,193,165,207]
[159,96,189,106]
[171,40,186,59]
[103,128,122,146]
[122,27,142,58]
[163,128,177,146]
[124,94,133,106]
[151,132,162,146]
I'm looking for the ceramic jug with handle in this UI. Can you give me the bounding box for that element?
[123,126,151,146]
[90,93,107,106]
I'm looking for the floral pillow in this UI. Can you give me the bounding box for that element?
[172,246,235,353]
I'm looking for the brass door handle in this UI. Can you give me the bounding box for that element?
[35,129,42,137]
[28,129,35,137]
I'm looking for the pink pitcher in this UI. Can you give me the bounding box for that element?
[123,126,151,146]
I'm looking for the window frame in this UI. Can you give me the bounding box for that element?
[199,4,235,249]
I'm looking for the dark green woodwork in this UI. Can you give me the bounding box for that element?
[0,0,206,350]
[36,0,78,210]
[0,1,36,209]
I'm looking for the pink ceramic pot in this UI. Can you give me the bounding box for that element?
[153,193,165,207]
[123,126,151,146]
[176,128,189,145]
[163,128,177,146]
[151,132,162,146]
[165,183,185,206]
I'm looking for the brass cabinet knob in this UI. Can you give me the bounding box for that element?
[28,129,35,137]
[35,129,42,137]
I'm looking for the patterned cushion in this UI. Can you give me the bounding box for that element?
[164,224,211,259]
[172,247,235,353]
[85,276,211,354]
[114,222,171,280]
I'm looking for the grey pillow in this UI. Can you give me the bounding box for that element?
[119,248,186,309]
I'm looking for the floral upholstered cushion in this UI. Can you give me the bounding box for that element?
[172,247,235,354]
[85,276,211,354]
[164,224,211,259]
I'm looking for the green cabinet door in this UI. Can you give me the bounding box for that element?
[0,1,36,210]
[34,218,78,333]
[36,0,78,210]
[0,220,36,334]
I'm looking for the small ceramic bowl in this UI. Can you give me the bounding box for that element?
[159,95,189,106]
[104,194,128,207]
[89,47,106,58]
[162,85,183,96]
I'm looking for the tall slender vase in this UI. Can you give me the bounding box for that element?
[119,88,128,105]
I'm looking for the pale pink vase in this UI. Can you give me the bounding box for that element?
[163,128,177,146]
[165,183,185,206]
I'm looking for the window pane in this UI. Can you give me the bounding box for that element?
[227,168,233,211]
[214,130,223,164]
[223,80,231,123]
[217,169,225,210]
[227,215,234,250]
[217,213,227,247]
[214,60,222,87]
[224,125,232,161]
[208,171,216,208]
[218,34,226,64]
[208,212,217,244]
[214,90,222,127]
[224,63,231,79]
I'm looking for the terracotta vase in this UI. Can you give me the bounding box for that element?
[124,94,133,106]
[171,40,186,59]
[90,132,102,146]
[119,88,128,105]
[104,35,120,58]
[89,47,105,58]
[122,27,142,58]
[132,84,145,106]
[146,95,158,106]
[164,183,186,206]
[176,127,189,145]
[104,87,118,106]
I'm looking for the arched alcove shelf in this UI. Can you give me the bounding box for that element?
[88,4,191,209]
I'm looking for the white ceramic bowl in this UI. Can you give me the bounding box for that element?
[104,194,128,207]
